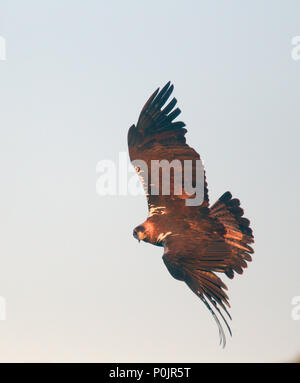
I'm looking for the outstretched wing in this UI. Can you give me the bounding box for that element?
[128,82,209,213]
[162,231,237,348]
[161,191,254,347]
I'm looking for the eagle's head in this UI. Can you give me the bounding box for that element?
[133,225,148,243]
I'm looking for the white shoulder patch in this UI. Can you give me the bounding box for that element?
[148,205,166,217]
[157,232,172,242]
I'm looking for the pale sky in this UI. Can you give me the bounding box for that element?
[0,0,299,362]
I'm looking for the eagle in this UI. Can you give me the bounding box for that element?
[127,82,254,347]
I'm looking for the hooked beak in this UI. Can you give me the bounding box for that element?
[133,230,140,242]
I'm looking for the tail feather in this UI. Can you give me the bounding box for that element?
[210,191,254,279]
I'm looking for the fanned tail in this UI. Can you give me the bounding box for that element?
[210,191,254,279]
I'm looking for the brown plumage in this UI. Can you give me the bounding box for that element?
[128,82,254,347]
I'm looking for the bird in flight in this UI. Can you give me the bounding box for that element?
[127,82,254,347]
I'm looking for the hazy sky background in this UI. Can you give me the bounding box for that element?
[0,0,299,362]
